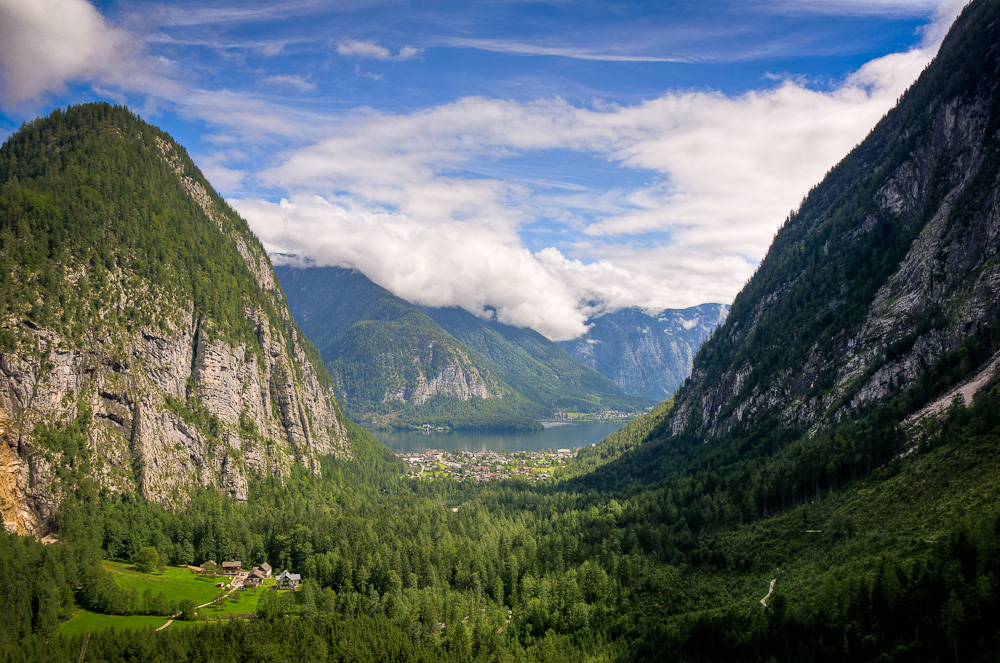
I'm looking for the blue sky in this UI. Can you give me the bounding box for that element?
[0,0,967,339]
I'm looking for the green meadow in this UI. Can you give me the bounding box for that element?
[102,561,225,607]
[57,610,169,637]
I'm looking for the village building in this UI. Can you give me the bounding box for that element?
[243,568,267,587]
[275,570,301,590]
[258,562,272,577]
[221,561,242,575]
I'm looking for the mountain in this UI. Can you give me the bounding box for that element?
[274,264,651,429]
[421,306,652,413]
[274,264,529,429]
[0,104,392,535]
[557,304,729,400]
[574,0,1000,494]
[657,2,1000,443]
[4,5,1000,660]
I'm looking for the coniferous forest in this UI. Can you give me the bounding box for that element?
[2,0,1000,661]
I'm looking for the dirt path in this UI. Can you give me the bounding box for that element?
[760,578,776,607]
[155,572,248,631]
[197,573,246,608]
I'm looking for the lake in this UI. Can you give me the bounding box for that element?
[371,420,628,453]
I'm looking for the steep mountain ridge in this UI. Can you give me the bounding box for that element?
[421,306,651,413]
[557,304,729,400]
[0,104,369,534]
[275,265,651,429]
[668,0,1000,441]
[275,265,524,428]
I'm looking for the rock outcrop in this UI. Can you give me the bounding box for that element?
[667,0,1000,440]
[0,105,353,535]
[559,304,729,401]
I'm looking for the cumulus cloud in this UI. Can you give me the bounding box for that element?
[0,0,170,108]
[336,39,423,61]
[234,194,592,340]
[241,26,942,338]
[0,0,966,342]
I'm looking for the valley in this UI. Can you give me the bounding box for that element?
[1,1,1000,662]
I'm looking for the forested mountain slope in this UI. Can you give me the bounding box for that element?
[0,104,389,535]
[4,4,1000,662]
[275,265,649,429]
[421,306,652,414]
[557,304,729,400]
[666,0,1000,442]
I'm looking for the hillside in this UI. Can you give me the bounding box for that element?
[4,3,1000,662]
[557,304,729,400]
[421,306,652,413]
[275,264,650,429]
[662,1,1000,443]
[0,104,394,535]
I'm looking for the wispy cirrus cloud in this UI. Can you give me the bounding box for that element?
[336,39,423,61]
[443,37,692,63]
[772,0,951,17]
[260,74,316,91]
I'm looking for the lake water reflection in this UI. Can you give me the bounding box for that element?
[371,420,628,454]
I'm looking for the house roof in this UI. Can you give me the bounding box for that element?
[259,562,272,571]
[276,570,301,581]
[221,561,242,568]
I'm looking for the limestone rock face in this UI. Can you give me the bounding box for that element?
[382,343,501,406]
[559,304,730,401]
[0,297,350,535]
[668,1,1000,439]
[0,107,352,536]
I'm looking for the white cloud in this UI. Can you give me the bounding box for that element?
[0,0,966,343]
[0,0,173,109]
[774,0,954,17]
[246,27,942,338]
[260,74,316,92]
[233,194,592,340]
[336,39,423,61]
[444,37,690,63]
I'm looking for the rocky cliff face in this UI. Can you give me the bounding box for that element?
[559,304,729,401]
[0,105,353,535]
[669,0,1000,440]
[382,341,502,406]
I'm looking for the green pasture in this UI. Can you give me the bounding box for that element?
[57,610,169,637]
[102,560,226,607]
[198,580,275,618]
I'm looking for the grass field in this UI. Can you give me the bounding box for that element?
[57,565,286,636]
[57,610,170,637]
[198,580,275,618]
[102,561,225,608]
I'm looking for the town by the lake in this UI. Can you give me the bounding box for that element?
[397,447,579,483]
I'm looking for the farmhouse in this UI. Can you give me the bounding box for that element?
[244,568,267,587]
[221,561,242,575]
[258,562,272,577]
[275,570,301,590]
